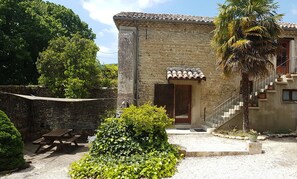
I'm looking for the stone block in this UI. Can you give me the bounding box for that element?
[247,141,262,155]
[206,128,215,133]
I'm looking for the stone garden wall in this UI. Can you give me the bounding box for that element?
[0,87,117,141]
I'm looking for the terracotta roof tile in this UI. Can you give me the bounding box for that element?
[113,12,214,28]
[113,12,297,30]
[114,12,214,23]
[278,22,297,30]
[167,67,206,81]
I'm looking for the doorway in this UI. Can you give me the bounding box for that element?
[277,39,290,74]
[174,85,191,124]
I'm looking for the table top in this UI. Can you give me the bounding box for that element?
[42,129,73,137]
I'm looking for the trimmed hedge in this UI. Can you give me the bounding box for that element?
[0,110,25,171]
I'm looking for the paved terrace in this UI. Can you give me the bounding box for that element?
[1,133,297,179]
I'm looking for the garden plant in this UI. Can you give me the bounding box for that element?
[69,103,181,179]
[0,110,25,171]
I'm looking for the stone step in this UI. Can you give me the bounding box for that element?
[234,105,241,110]
[175,123,191,129]
[205,121,217,128]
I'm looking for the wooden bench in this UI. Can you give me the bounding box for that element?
[32,137,53,153]
[64,135,81,146]
[32,137,45,144]
[32,129,81,154]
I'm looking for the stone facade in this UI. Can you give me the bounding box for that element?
[114,12,297,129]
[136,22,240,115]
[114,13,240,127]
[117,27,137,107]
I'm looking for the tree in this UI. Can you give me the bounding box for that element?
[0,110,25,171]
[99,64,118,87]
[212,0,283,132]
[0,0,95,85]
[36,33,101,98]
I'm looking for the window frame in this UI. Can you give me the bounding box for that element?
[282,89,297,102]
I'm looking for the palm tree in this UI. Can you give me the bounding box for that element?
[212,0,283,132]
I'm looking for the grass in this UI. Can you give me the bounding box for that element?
[215,129,254,137]
[216,128,294,137]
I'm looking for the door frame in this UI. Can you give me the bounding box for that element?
[174,85,192,124]
[276,39,290,74]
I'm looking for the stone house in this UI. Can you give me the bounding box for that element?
[113,12,297,132]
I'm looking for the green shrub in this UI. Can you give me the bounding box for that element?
[90,118,143,157]
[121,103,173,134]
[0,110,25,171]
[69,151,179,179]
[121,103,174,151]
[69,103,180,179]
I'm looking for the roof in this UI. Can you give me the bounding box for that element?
[114,12,213,28]
[113,12,297,30]
[167,67,206,81]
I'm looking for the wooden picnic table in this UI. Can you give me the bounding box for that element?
[33,129,80,154]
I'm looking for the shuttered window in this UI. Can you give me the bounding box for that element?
[154,84,174,118]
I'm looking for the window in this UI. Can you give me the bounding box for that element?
[282,89,297,101]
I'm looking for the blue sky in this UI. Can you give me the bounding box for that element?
[45,0,297,64]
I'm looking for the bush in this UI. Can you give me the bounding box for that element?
[69,103,180,179]
[90,118,143,157]
[0,110,25,171]
[121,103,174,151]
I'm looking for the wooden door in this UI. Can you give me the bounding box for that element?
[277,40,290,74]
[154,84,174,118]
[174,85,191,124]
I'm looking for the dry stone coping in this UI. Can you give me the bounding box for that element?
[212,131,297,140]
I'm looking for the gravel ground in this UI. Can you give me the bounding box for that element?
[167,136,297,179]
[168,134,247,151]
[1,144,88,179]
[1,135,296,179]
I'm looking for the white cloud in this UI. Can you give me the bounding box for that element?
[81,0,166,26]
[138,0,166,9]
[97,45,118,64]
[99,45,114,53]
[96,31,104,38]
[81,0,167,63]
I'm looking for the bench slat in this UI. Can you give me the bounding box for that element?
[64,135,81,144]
[32,138,45,144]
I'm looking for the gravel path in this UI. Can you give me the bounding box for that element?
[167,136,297,179]
[168,134,247,151]
[1,144,88,179]
[2,135,296,179]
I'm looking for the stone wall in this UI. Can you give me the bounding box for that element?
[30,97,116,139]
[0,93,32,138]
[135,22,240,118]
[0,85,118,99]
[0,88,117,141]
[0,85,51,97]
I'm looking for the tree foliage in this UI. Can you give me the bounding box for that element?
[0,110,25,171]
[212,0,283,131]
[99,64,118,87]
[0,0,95,85]
[36,33,101,98]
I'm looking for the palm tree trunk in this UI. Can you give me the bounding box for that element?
[242,72,250,132]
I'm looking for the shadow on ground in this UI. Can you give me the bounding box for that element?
[1,142,89,179]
